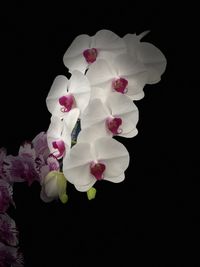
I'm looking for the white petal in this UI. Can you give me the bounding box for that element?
[122,128,138,138]
[138,42,167,84]
[106,92,137,116]
[129,91,145,101]
[78,123,111,144]
[64,162,94,187]
[63,142,93,170]
[90,87,107,102]
[69,70,90,94]
[63,34,91,72]
[123,34,139,61]
[46,75,69,117]
[69,70,91,113]
[81,99,110,129]
[47,116,71,156]
[124,72,148,100]
[74,179,96,192]
[47,116,63,140]
[104,172,125,183]
[114,54,144,76]
[64,55,88,74]
[62,108,80,133]
[93,29,126,54]
[119,112,138,136]
[86,59,116,86]
[93,137,130,177]
[105,92,139,136]
[63,34,91,58]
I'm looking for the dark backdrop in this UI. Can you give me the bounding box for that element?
[1,3,198,266]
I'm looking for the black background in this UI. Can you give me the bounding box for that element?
[1,2,199,266]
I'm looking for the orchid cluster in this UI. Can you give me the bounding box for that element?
[0,29,166,265]
[45,29,166,199]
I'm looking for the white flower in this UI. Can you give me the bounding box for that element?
[47,109,80,159]
[46,70,91,119]
[123,31,167,84]
[80,91,138,140]
[40,171,68,203]
[63,29,126,73]
[86,54,148,100]
[63,137,129,192]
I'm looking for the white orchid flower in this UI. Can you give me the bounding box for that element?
[46,70,91,119]
[123,31,167,84]
[47,109,80,159]
[63,29,126,73]
[80,91,138,139]
[63,137,129,192]
[86,53,148,100]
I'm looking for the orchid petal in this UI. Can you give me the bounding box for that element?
[93,29,125,51]
[114,53,146,76]
[81,99,110,129]
[63,34,91,58]
[86,59,116,86]
[46,75,69,118]
[63,142,95,187]
[137,42,167,84]
[68,70,91,114]
[124,72,148,100]
[104,172,125,183]
[32,132,49,159]
[18,142,36,160]
[75,179,96,192]
[93,137,129,178]
[47,116,70,159]
[63,34,91,72]
[78,123,110,144]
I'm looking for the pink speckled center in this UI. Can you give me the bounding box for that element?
[59,94,75,112]
[83,48,98,63]
[112,78,128,94]
[90,162,106,180]
[106,117,122,135]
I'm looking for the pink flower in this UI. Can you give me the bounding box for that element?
[32,132,50,161]
[0,242,23,267]
[0,213,18,246]
[4,154,39,186]
[0,180,14,213]
[3,133,60,185]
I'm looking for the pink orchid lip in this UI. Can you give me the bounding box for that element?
[112,77,128,94]
[59,94,75,113]
[83,48,98,63]
[106,117,123,135]
[52,140,65,159]
[90,161,106,181]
